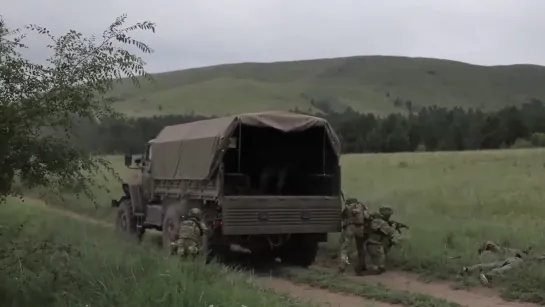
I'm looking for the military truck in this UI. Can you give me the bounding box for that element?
[111,111,342,267]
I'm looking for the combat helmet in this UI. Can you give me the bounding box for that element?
[379,206,393,217]
[345,198,359,205]
[188,207,203,219]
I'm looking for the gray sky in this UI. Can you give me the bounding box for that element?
[2,0,544,73]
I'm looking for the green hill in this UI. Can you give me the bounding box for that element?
[110,55,545,117]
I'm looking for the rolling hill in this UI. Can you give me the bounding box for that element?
[110,55,545,117]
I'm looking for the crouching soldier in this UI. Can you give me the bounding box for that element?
[338,198,369,275]
[365,206,399,274]
[171,208,208,259]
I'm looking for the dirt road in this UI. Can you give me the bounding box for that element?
[311,266,539,307]
[255,277,397,307]
[23,198,542,307]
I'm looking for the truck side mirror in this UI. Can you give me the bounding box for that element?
[124,154,132,167]
[134,158,142,165]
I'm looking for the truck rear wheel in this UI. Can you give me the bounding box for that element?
[281,238,318,268]
[115,199,142,241]
[162,205,181,253]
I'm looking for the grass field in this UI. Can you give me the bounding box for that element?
[108,56,545,117]
[29,148,545,304]
[337,148,545,303]
[0,198,319,307]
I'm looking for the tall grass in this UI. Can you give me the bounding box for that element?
[337,148,545,304]
[0,198,314,307]
[25,149,545,304]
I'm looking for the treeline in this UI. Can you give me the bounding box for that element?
[73,99,545,154]
[317,98,545,153]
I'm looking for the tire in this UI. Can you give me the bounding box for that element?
[162,205,182,253]
[115,198,143,241]
[281,238,318,268]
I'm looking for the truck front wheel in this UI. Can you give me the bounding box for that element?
[115,199,143,241]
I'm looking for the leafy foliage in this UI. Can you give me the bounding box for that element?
[0,15,155,202]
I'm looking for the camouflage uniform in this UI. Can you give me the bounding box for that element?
[365,206,399,274]
[171,208,208,259]
[367,212,404,255]
[477,241,526,258]
[338,198,369,275]
[462,241,536,285]
[464,257,524,284]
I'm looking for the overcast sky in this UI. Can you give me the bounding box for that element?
[2,0,544,73]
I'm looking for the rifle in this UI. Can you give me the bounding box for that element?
[390,220,409,234]
[381,221,406,250]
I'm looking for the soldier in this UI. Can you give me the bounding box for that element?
[368,207,408,255]
[462,241,541,285]
[477,240,527,258]
[338,198,369,275]
[365,206,399,274]
[171,208,209,259]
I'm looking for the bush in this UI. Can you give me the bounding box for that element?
[511,138,533,149]
[530,132,545,147]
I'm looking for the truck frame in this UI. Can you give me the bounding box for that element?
[111,111,342,267]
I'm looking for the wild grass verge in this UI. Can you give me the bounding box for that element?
[0,198,315,307]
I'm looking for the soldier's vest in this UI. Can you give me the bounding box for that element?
[178,218,203,242]
[347,203,365,226]
[367,218,388,244]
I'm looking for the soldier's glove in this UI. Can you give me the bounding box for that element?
[393,222,408,231]
[391,235,403,246]
[340,254,350,265]
[523,246,533,255]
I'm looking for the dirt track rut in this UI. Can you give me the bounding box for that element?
[311,266,541,307]
[255,276,396,307]
[23,197,543,307]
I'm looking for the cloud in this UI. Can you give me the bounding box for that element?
[2,0,544,72]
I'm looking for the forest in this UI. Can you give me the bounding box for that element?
[73,99,545,155]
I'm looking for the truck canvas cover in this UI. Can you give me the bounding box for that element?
[151,111,341,180]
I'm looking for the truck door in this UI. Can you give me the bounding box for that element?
[141,143,154,200]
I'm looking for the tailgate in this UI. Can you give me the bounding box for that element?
[220,196,341,235]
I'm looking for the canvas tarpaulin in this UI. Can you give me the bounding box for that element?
[151,111,341,180]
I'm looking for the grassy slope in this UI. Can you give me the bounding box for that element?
[0,198,315,307]
[110,56,545,117]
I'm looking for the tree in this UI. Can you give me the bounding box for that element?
[0,14,155,202]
